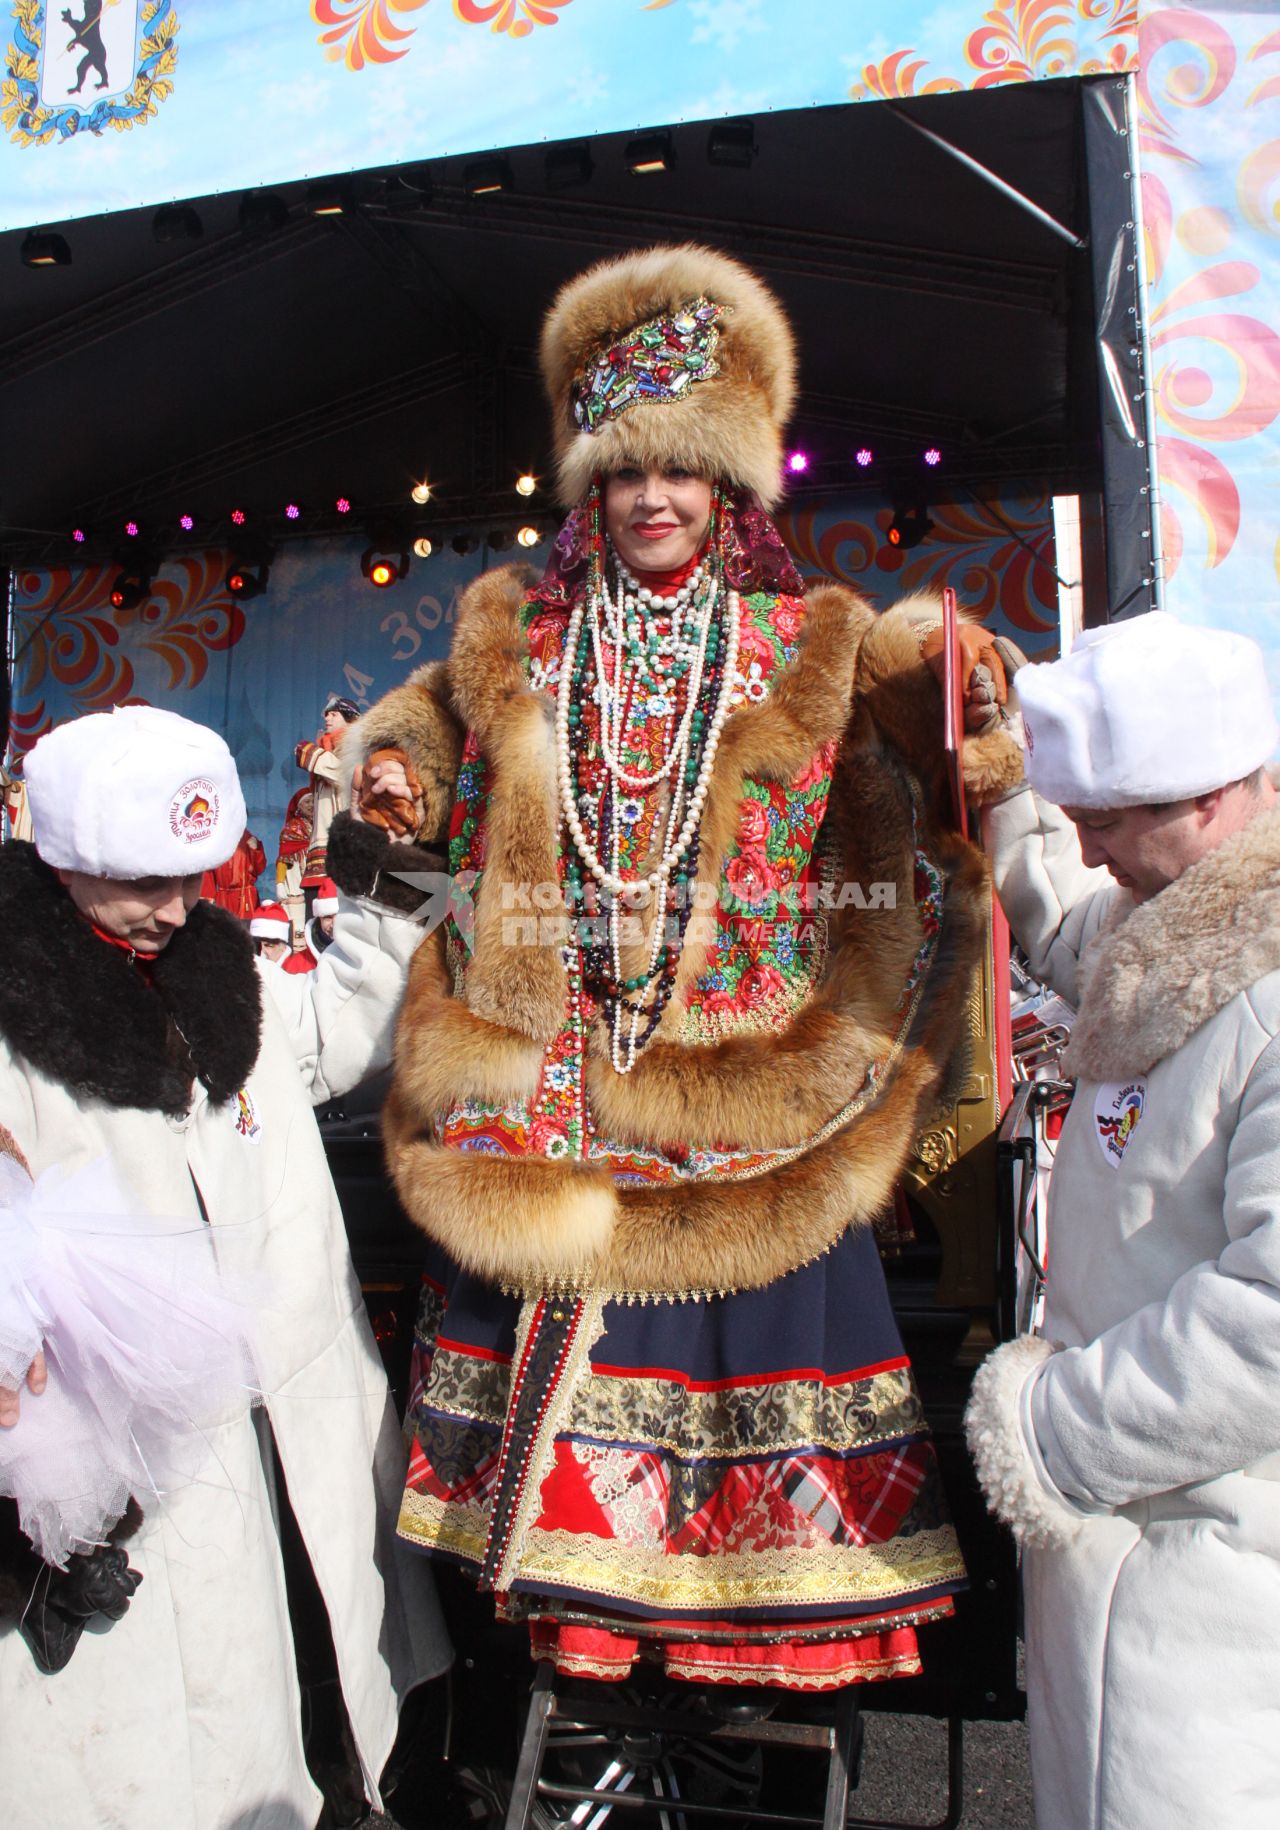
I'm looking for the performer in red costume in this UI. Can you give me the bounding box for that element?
[199,827,265,921]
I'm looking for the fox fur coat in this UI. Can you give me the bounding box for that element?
[346,566,1020,1300]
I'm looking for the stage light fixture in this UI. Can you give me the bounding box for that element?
[390,165,435,210]
[124,519,141,538]
[178,512,196,532]
[516,525,540,549]
[361,546,408,588]
[923,447,943,468]
[284,502,302,521]
[225,561,269,600]
[110,570,152,611]
[306,183,346,218]
[152,205,202,244]
[411,480,432,505]
[71,527,87,545]
[20,232,71,268]
[238,191,289,238]
[515,474,536,497]
[626,134,674,176]
[463,158,512,196]
[231,508,247,527]
[335,495,352,515]
[451,534,478,556]
[887,506,934,551]
[488,529,513,553]
[413,537,434,560]
[707,120,756,169]
[786,450,809,475]
[855,448,874,469]
[545,144,593,191]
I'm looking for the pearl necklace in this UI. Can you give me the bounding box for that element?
[587,564,718,791]
[556,579,740,897]
[615,555,706,614]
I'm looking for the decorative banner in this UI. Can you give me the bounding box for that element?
[0,0,1139,233]
[847,0,1137,99]
[4,491,1056,896]
[1135,4,1280,707]
[2,0,178,149]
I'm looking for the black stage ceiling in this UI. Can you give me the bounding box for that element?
[0,77,1103,568]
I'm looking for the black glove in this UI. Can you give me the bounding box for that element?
[18,1543,143,1675]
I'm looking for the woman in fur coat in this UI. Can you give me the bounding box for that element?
[341,244,1022,1688]
[964,615,1280,1829]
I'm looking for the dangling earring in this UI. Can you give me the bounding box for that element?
[585,475,606,599]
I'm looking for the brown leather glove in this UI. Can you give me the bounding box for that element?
[353,747,424,838]
[921,625,1026,734]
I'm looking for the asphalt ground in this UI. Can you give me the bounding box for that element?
[851,1710,1033,1828]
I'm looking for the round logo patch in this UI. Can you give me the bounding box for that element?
[168,777,220,846]
[233,1087,262,1143]
[1093,1079,1145,1168]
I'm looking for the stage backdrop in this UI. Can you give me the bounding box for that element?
[5,490,1059,896]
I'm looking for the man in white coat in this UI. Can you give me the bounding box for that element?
[0,706,451,1827]
[961,613,1280,1830]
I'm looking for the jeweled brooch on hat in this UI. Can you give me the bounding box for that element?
[572,297,727,433]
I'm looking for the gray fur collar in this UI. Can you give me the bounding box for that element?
[1063,802,1280,1080]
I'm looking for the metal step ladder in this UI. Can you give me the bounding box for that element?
[504,1662,964,1830]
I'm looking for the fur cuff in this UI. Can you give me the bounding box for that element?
[325,812,447,916]
[962,724,1025,807]
[965,1336,1086,1550]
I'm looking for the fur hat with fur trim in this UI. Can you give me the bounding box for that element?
[1020,612,1277,810]
[25,707,246,880]
[539,243,797,509]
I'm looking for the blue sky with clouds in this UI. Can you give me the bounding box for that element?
[0,0,1133,232]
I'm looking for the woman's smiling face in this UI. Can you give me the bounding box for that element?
[604,466,713,574]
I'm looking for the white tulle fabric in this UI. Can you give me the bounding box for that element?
[0,1153,259,1566]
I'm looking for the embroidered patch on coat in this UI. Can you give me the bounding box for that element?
[1093,1080,1145,1167]
[233,1087,262,1142]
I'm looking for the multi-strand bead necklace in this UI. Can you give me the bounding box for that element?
[554,520,740,1074]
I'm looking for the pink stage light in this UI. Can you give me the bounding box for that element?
[285,503,301,521]
[786,450,809,474]
[71,527,86,543]
[855,448,874,468]
[335,496,351,514]
[179,513,195,531]
[124,520,139,538]
[924,447,942,467]
[231,508,247,526]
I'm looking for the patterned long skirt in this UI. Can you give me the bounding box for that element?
[398,1222,966,1689]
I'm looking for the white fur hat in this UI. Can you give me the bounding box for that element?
[1019,612,1277,810]
[25,706,247,878]
[249,902,291,941]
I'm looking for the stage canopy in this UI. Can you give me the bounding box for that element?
[2,3,1276,694]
